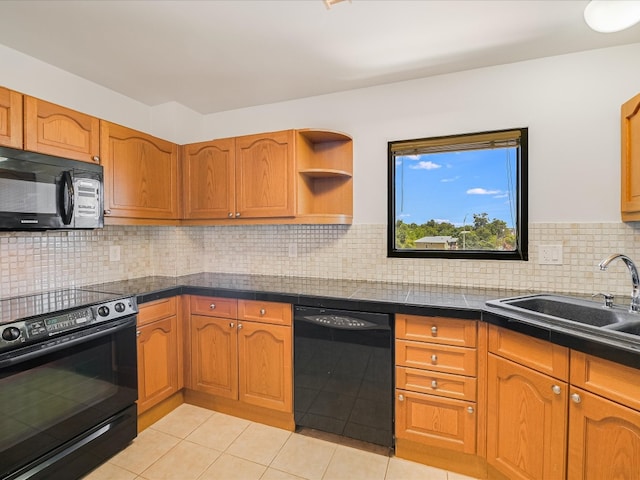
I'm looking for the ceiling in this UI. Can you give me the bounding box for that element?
[0,0,639,115]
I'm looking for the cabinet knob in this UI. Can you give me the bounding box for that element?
[398,394,405,402]
[467,406,474,414]
[228,212,233,218]
[229,322,234,328]
[552,385,562,395]
[431,326,438,335]
[431,380,438,389]
[431,354,438,364]
[235,212,241,217]
[238,323,243,330]
[136,330,141,337]
[571,393,582,404]
[92,155,100,163]
[209,303,216,310]
[260,308,266,316]
[104,209,112,215]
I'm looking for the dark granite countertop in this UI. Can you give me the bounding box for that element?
[83,273,640,369]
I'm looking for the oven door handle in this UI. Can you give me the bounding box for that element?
[0,317,135,369]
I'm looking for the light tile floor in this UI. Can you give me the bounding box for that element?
[84,404,478,480]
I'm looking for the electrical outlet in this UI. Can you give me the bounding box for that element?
[288,243,298,258]
[109,245,121,262]
[539,245,563,265]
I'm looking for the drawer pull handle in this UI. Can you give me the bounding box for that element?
[238,323,243,330]
[467,406,474,414]
[431,326,438,335]
[431,380,438,389]
[260,308,266,316]
[230,322,234,328]
[228,212,234,217]
[92,156,100,163]
[235,212,241,217]
[571,393,582,404]
[431,354,438,364]
[398,394,405,402]
[209,303,216,310]
[552,385,561,395]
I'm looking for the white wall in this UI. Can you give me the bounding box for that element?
[2,41,640,224]
[200,43,640,224]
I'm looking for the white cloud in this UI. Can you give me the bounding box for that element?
[410,161,441,170]
[493,193,509,198]
[399,213,411,218]
[467,187,501,195]
[441,176,460,183]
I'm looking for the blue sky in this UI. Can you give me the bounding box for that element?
[394,147,517,227]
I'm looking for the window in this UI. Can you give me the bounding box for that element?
[387,128,528,260]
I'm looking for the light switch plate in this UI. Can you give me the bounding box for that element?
[539,245,563,265]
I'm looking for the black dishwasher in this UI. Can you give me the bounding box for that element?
[293,306,393,447]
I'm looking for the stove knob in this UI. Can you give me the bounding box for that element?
[114,302,125,313]
[2,327,21,341]
[97,306,110,317]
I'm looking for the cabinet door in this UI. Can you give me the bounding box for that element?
[24,96,100,164]
[100,121,179,219]
[487,354,567,480]
[395,389,476,454]
[622,92,640,221]
[182,138,236,219]
[0,87,22,148]
[235,130,295,218]
[237,321,292,412]
[568,388,640,480]
[191,315,238,399]
[137,316,179,414]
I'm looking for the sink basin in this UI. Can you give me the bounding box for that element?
[604,320,640,335]
[486,294,639,329]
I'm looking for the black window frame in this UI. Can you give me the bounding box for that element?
[387,127,528,261]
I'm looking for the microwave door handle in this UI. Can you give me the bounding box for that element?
[59,171,74,225]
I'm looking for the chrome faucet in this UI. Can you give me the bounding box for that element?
[598,254,640,313]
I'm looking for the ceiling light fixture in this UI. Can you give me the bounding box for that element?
[584,0,640,33]
[324,0,351,10]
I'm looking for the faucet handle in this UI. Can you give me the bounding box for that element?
[592,292,614,308]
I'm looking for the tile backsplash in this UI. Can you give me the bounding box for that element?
[1,223,639,299]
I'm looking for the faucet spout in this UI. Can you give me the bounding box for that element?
[598,253,640,313]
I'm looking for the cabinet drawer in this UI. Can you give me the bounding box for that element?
[138,297,177,327]
[570,351,640,412]
[488,325,569,381]
[190,296,237,318]
[395,389,476,454]
[396,340,476,376]
[396,315,477,347]
[396,366,476,401]
[238,300,292,326]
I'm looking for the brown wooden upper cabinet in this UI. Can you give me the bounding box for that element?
[621,92,640,221]
[182,129,353,224]
[182,130,294,221]
[24,96,100,164]
[0,87,23,149]
[101,121,179,222]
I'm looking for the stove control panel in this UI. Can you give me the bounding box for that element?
[0,296,137,353]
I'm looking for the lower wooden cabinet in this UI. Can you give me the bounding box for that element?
[238,320,292,412]
[568,387,640,479]
[396,389,476,453]
[137,298,181,414]
[486,354,568,480]
[188,296,293,414]
[190,315,238,398]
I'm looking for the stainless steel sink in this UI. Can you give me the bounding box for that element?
[485,294,640,331]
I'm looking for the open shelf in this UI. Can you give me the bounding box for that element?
[296,129,353,223]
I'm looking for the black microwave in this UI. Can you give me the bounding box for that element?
[0,146,103,230]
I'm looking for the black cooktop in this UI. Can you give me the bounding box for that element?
[0,288,128,325]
